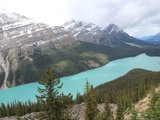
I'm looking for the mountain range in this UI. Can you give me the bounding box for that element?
[63,20,150,48]
[0,10,158,89]
[138,33,160,44]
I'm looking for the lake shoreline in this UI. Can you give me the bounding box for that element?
[1,53,160,104]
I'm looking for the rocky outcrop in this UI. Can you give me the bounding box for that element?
[84,60,100,68]
[0,47,19,89]
[71,103,117,120]
[0,103,117,120]
[0,51,9,89]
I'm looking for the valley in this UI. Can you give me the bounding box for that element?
[1,10,160,89]
[0,7,160,120]
[1,10,157,89]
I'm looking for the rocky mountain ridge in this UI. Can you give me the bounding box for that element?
[0,10,153,89]
[0,10,76,89]
[63,20,148,48]
[146,33,160,44]
[138,32,160,44]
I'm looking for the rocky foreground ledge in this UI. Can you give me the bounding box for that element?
[0,92,151,120]
[0,103,117,120]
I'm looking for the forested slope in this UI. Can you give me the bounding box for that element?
[95,69,160,108]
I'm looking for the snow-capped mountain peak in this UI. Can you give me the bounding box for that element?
[64,20,98,30]
[0,10,75,51]
[63,20,125,37]
[63,20,101,38]
[104,24,124,34]
[63,20,147,48]
[63,19,76,26]
[0,9,28,25]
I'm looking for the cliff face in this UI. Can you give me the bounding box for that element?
[0,10,76,89]
[0,47,19,89]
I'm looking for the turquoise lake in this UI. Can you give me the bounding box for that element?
[0,53,160,104]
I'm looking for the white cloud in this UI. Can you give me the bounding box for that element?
[0,0,160,36]
[67,0,160,36]
[0,0,70,25]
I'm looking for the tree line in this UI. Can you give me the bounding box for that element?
[1,68,160,119]
[95,69,160,108]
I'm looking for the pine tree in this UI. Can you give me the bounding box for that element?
[131,105,137,120]
[104,97,112,117]
[145,90,160,120]
[75,92,84,104]
[0,101,42,118]
[94,111,110,120]
[84,81,99,120]
[104,97,113,120]
[116,103,124,120]
[94,96,113,120]
[58,93,73,120]
[36,67,63,120]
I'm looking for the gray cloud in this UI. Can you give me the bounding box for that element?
[68,0,160,36]
[0,0,160,36]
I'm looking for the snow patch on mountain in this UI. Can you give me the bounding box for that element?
[0,9,27,25]
[104,24,124,34]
